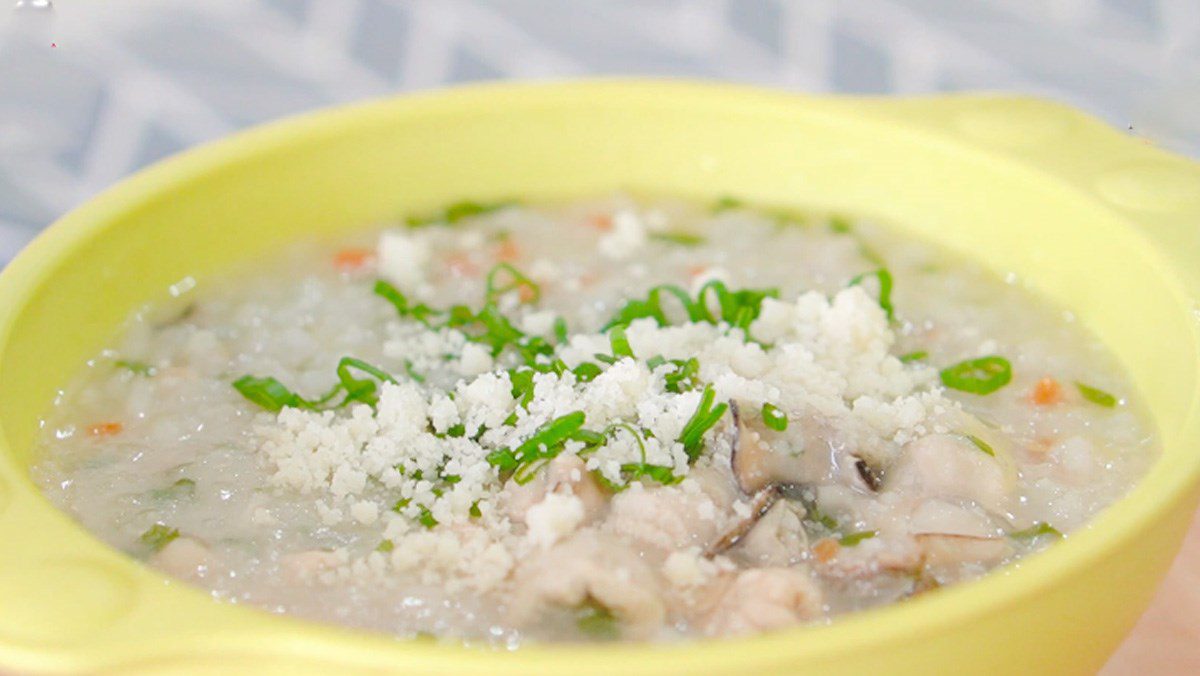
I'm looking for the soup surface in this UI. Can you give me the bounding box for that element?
[33,196,1156,645]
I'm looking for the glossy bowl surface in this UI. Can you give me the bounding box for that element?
[1,81,1199,674]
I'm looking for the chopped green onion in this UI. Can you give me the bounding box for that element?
[1009,522,1063,540]
[661,357,699,393]
[392,498,411,512]
[232,375,303,412]
[940,356,1012,395]
[576,601,619,640]
[650,232,706,247]
[485,262,540,305]
[761,403,788,432]
[376,539,395,553]
[553,316,569,343]
[619,462,682,487]
[417,506,439,529]
[489,411,588,482]
[828,215,853,234]
[403,359,425,383]
[849,268,895,321]
[806,504,839,531]
[469,501,483,518]
[406,199,516,227]
[965,434,996,457]
[149,477,196,501]
[838,530,878,547]
[711,195,744,213]
[139,523,179,552]
[898,351,928,363]
[694,280,780,333]
[602,284,695,330]
[608,326,634,359]
[115,359,156,376]
[335,357,397,407]
[1075,382,1118,408]
[678,385,729,461]
[572,362,603,383]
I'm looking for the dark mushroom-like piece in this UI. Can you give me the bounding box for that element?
[728,401,814,494]
[703,484,781,558]
[854,457,883,492]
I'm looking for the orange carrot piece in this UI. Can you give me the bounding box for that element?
[813,537,840,563]
[332,248,373,271]
[1031,377,1063,406]
[586,214,613,231]
[87,422,123,437]
[496,238,521,262]
[518,284,538,304]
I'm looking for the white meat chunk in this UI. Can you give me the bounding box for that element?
[729,500,808,567]
[500,454,607,525]
[603,484,726,552]
[508,531,665,639]
[886,433,1013,514]
[152,536,216,580]
[280,549,347,584]
[702,567,823,636]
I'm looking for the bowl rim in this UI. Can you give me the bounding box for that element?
[2,78,1200,672]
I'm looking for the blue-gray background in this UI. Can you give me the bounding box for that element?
[1,0,1198,264]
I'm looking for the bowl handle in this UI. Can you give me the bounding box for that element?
[839,94,1200,295]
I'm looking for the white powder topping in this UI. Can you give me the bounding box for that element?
[525,492,585,549]
[377,230,430,293]
[598,209,647,260]
[251,271,954,594]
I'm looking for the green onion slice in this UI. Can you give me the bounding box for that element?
[1075,382,1118,408]
[761,403,788,431]
[940,356,1012,395]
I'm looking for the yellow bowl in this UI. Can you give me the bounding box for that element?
[1,81,1199,675]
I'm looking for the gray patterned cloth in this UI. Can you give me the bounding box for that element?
[1,0,1197,264]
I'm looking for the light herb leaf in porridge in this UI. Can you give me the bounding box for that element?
[376,539,395,553]
[1010,522,1064,540]
[828,215,853,234]
[576,602,619,640]
[139,523,179,552]
[115,359,156,376]
[898,351,928,363]
[149,477,196,501]
[711,195,744,213]
[406,199,517,228]
[849,268,895,322]
[838,530,878,547]
[965,434,996,457]
[678,384,729,461]
[762,403,788,432]
[1075,382,1118,408]
[650,231,705,247]
[940,355,1013,395]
